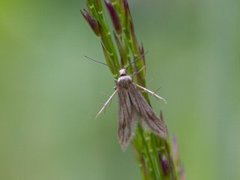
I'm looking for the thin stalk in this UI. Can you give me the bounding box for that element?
[81,1,185,179]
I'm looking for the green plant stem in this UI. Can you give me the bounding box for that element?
[82,1,183,179]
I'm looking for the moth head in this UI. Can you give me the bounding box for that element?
[119,68,127,76]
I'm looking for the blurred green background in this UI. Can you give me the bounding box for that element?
[0,0,240,179]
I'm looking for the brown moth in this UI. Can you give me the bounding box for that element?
[96,68,168,150]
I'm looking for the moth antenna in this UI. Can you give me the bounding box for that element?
[132,65,146,78]
[124,51,149,70]
[84,56,108,67]
[131,50,148,65]
[135,83,167,103]
[96,89,118,118]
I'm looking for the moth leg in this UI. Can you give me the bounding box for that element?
[135,83,167,103]
[96,89,118,118]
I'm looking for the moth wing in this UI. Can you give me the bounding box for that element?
[117,88,137,151]
[128,84,168,139]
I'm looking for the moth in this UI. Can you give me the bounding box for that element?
[96,68,168,150]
